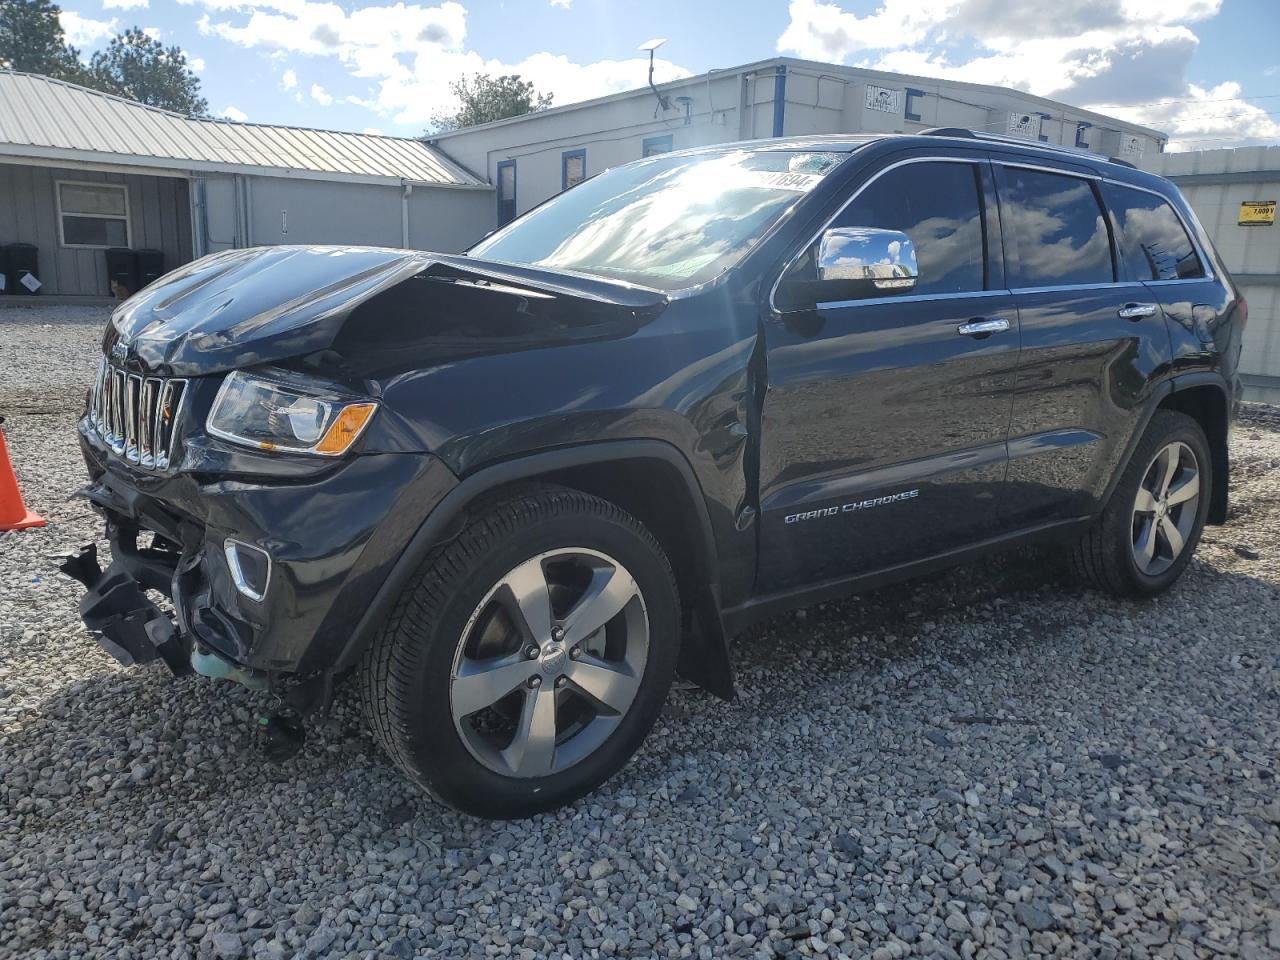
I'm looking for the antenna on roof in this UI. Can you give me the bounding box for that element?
[638,38,671,114]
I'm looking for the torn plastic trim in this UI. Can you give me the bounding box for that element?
[59,544,191,676]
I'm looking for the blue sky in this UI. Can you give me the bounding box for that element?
[55,0,1280,148]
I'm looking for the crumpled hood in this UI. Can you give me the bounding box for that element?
[106,245,668,377]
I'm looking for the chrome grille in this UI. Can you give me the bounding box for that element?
[89,359,188,470]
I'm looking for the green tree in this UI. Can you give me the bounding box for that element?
[0,0,87,82]
[428,73,552,133]
[89,27,207,117]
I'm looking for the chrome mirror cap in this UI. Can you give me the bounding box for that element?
[817,227,918,291]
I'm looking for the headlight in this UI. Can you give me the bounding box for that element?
[206,371,378,456]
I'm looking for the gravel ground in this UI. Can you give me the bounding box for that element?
[1,305,1278,960]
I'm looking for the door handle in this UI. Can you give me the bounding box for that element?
[956,317,1010,338]
[1118,302,1158,320]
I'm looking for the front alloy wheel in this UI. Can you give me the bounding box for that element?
[360,486,679,818]
[450,549,649,778]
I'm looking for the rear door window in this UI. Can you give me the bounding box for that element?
[998,167,1113,288]
[1102,183,1205,282]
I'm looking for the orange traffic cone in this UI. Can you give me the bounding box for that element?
[0,418,46,531]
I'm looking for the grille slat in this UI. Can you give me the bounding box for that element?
[88,361,187,471]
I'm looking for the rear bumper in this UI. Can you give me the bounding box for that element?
[71,423,457,677]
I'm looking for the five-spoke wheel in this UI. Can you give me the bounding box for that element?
[450,549,649,778]
[1072,410,1212,597]
[360,486,679,818]
[1130,440,1201,577]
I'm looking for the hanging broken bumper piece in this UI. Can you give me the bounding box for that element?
[60,543,192,676]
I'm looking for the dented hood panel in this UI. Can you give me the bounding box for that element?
[107,245,669,377]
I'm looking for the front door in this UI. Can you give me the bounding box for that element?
[756,155,1019,593]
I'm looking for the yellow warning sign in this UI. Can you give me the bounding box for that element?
[1239,200,1276,225]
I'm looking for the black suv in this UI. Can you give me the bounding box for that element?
[66,131,1244,818]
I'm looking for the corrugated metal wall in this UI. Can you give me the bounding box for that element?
[0,162,192,297]
[1141,146,1280,404]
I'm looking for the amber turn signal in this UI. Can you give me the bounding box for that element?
[315,403,378,455]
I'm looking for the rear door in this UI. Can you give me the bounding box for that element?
[1100,180,1228,372]
[756,153,1019,593]
[995,161,1173,526]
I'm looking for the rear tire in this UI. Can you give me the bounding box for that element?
[1070,410,1211,597]
[359,485,679,818]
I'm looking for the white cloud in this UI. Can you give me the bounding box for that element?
[102,0,149,9]
[777,0,1273,149]
[220,105,248,121]
[59,11,118,49]
[142,25,162,41]
[189,56,205,72]
[550,0,572,7]
[189,0,691,128]
[281,68,297,90]
[362,126,385,135]
[310,83,333,106]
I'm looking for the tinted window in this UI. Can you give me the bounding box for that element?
[832,161,985,295]
[1000,168,1113,287]
[1103,183,1204,281]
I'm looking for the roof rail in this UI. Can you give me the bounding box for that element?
[919,127,1137,169]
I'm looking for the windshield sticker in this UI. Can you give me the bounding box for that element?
[750,170,827,192]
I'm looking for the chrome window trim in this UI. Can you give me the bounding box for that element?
[1009,280,1147,296]
[817,288,1009,311]
[992,159,1102,180]
[769,155,987,316]
[1099,177,1216,284]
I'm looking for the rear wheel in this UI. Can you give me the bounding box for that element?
[1070,410,1211,597]
[360,486,679,818]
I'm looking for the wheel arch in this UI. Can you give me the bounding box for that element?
[1159,375,1231,525]
[334,440,735,700]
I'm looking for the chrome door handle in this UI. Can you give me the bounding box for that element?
[957,317,1010,337]
[1118,302,1158,320]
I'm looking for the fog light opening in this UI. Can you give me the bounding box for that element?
[223,538,271,602]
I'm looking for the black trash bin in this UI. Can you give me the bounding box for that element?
[104,247,139,300]
[5,243,40,295]
[0,247,9,296]
[135,249,165,289]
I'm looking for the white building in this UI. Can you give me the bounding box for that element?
[428,55,1166,228]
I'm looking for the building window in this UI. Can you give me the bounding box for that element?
[496,160,517,226]
[57,181,130,248]
[562,149,586,191]
[642,134,673,158]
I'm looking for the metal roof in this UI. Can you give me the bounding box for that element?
[0,71,487,188]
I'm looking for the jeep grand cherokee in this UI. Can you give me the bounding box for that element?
[64,130,1243,818]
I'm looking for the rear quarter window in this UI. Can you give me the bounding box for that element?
[1102,183,1205,282]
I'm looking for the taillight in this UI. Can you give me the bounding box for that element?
[1238,295,1248,332]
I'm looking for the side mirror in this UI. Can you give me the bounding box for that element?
[816,227,918,297]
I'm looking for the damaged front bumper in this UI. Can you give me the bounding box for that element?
[60,519,269,689]
[64,424,458,692]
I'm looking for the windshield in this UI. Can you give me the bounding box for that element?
[469,149,845,290]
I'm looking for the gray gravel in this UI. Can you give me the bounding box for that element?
[2,305,1279,960]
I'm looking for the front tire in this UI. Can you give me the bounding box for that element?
[1070,410,1211,597]
[360,485,679,818]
